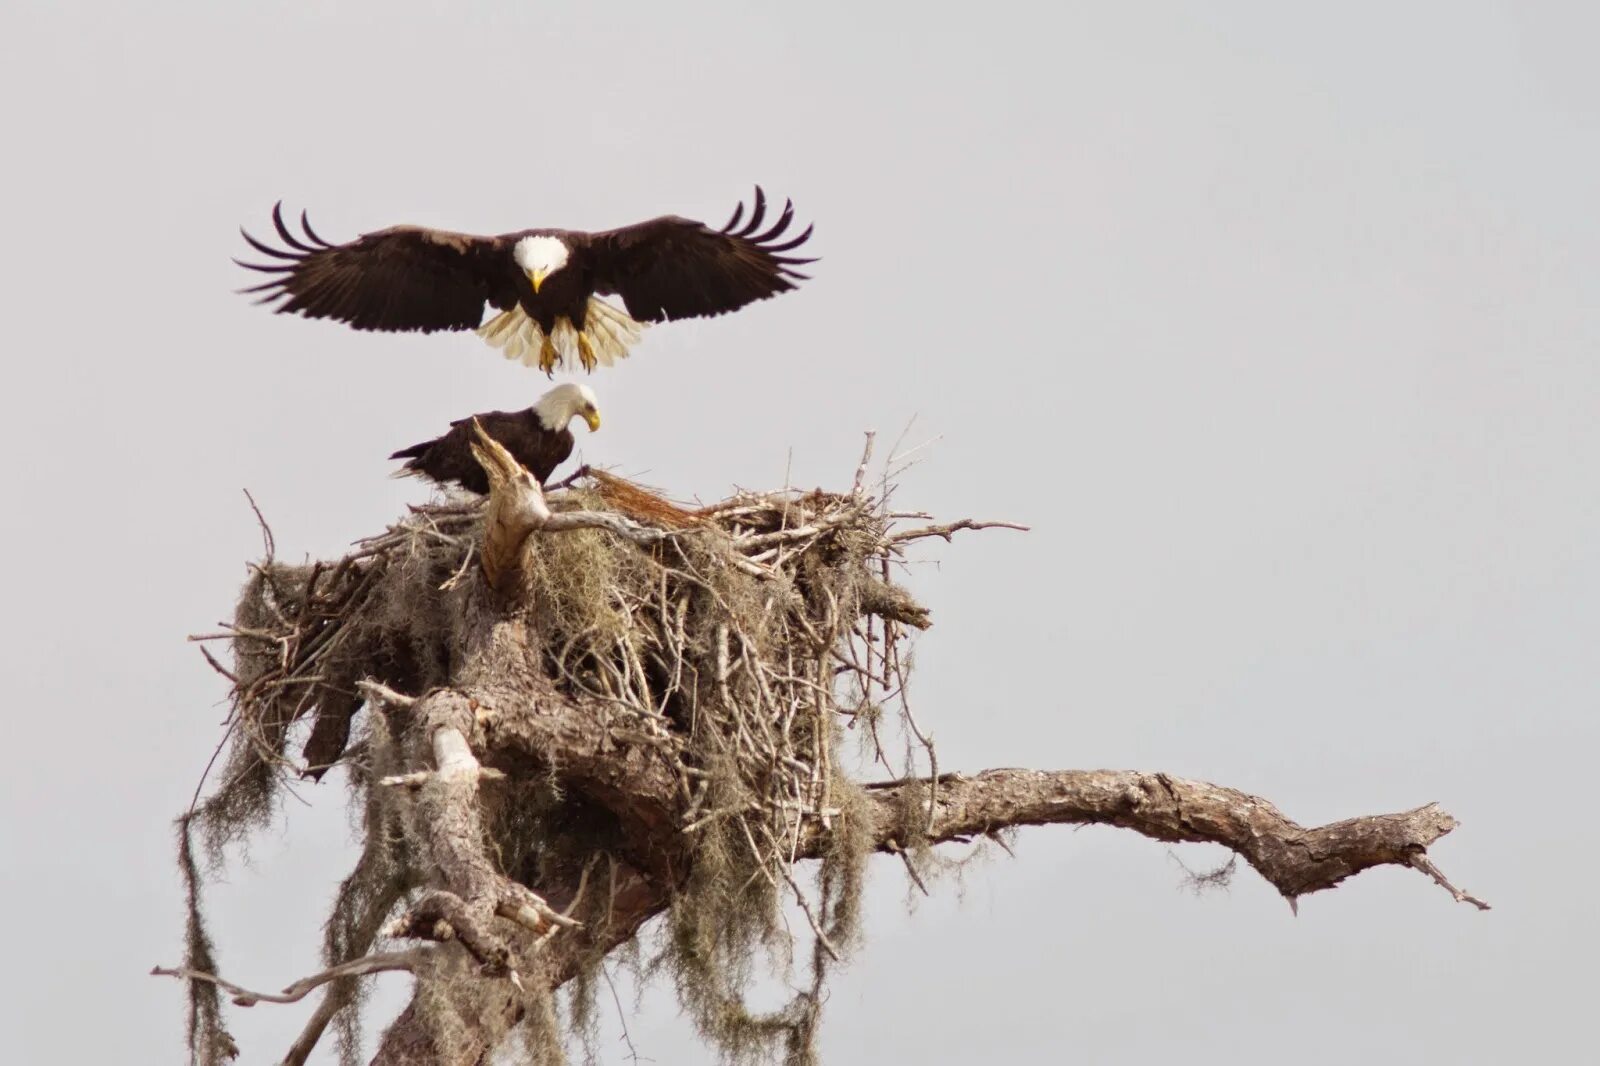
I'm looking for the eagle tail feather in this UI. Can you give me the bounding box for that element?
[475,301,644,373]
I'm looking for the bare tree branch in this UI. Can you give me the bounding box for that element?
[1407,851,1492,911]
[151,950,425,1008]
[885,518,1031,546]
[856,768,1486,910]
[382,711,580,974]
[468,420,675,590]
[362,756,1486,1063]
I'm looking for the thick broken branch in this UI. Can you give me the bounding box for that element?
[370,857,668,1066]
[469,420,674,589]
[858,576,933,629]
[387,707,578,963]
[857,768,1485,910]
[364,755,1485,1064]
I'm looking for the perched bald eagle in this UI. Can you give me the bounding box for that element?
[237,188,813,375]
[391,383,600,494]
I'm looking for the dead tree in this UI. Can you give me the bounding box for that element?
[158,428,1486,1066]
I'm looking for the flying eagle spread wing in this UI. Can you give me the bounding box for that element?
[236,189,814,372]
[588,188,815,322]
[239,209,509,333]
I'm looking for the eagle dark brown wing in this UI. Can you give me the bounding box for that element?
[585,187,815,322]
[390,409,573,494]
[237,204,508,333]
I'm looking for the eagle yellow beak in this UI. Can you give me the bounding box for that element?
[583,409,601,432]
[530,267,548,294]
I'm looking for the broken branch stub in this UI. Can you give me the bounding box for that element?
[469,418,550,592]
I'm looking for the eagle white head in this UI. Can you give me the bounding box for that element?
[534,381,601,432]
[513,235,570,293]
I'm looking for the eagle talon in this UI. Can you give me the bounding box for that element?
[576,332,598,373]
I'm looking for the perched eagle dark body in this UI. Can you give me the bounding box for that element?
[237,188,814,374]
[391,383,600,494]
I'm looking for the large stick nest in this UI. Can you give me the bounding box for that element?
[186,460,976,1064]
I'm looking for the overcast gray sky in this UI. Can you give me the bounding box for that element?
[3,2,1597,1062]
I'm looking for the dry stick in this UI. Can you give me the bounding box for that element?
[601,965,645,1065]
[244,487,276,559]
[358,678,417,709]
[380,765,507,789]
[545,463,593,491]
[733,505,871,550]
[282,992,346,1066]
[189,629,260,643]
[280,868,410,1066]
[183,620,276,818]
[734,804,785,890]
[151,950,426,1008]
[852,431,877,497]
[558,856,600,925]
[883,553,939,831]
[1409,852,1492,911]
[197,645,239,685]
[439,543,477,590]
[758,822,841,962]
[186,716,241,818]
[883,839,931,896]
[886,518,1031,545]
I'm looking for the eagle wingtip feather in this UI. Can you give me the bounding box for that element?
[299,209,333,248]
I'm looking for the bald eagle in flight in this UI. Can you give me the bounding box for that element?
[391,382,600,494]
[237,188,813,375]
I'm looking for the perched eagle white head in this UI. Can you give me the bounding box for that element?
[534,381,601,433]
[513,235,570,294]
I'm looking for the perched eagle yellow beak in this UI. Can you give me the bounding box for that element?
[530,267,549,294]
[583,408,601,432]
